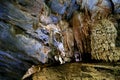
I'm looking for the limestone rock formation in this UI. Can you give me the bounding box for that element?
[0,0,120,80]
[91,19,120,62]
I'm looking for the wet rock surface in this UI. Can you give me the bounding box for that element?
[0,0,45,79]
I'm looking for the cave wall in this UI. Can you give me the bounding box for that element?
[0,0,120,80]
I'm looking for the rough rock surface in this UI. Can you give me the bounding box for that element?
[0,0,120,80]
[0,0,47,79]
[91,19,120,62]
[32,63,120,80]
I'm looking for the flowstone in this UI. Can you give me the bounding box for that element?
[91,19,120,62]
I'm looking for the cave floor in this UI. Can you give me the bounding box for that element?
[31,62,120,80]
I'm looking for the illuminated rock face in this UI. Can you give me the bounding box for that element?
[91,19,120,62]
